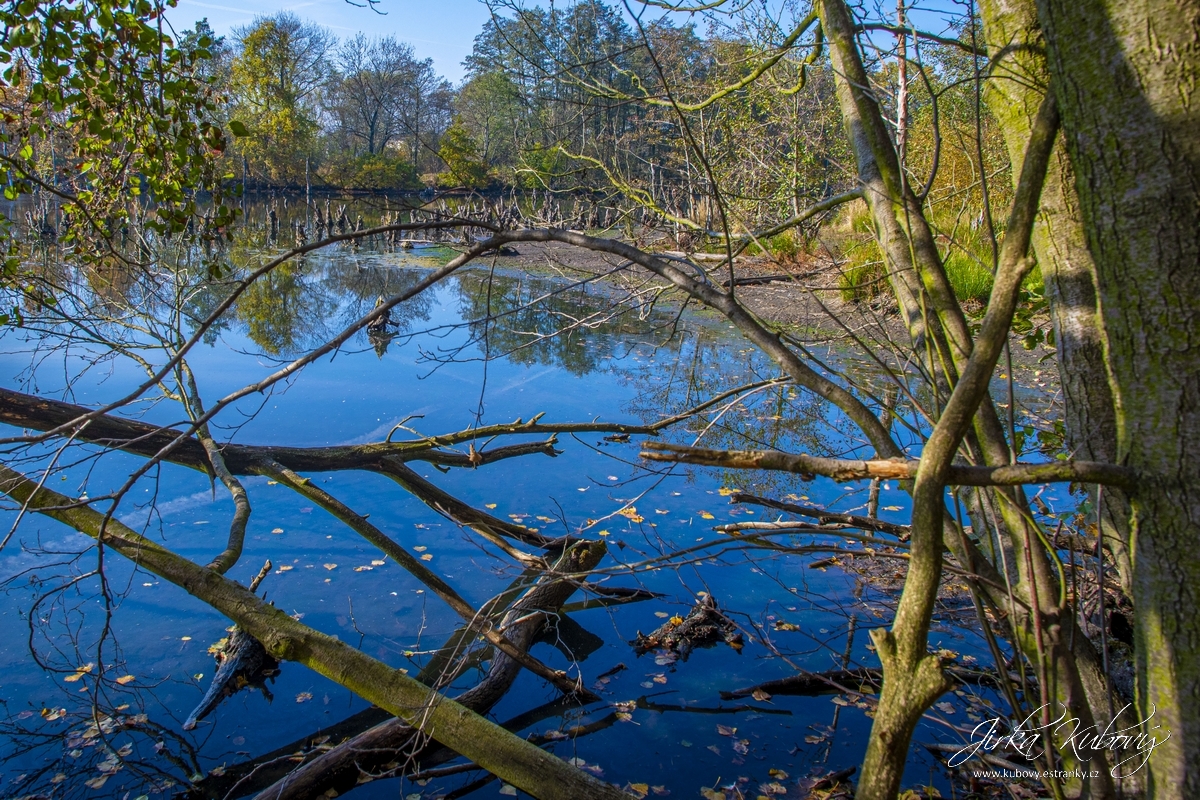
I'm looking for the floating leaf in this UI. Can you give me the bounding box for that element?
[628,784,649,798]
[717,724,736,737]
[805,734,825,744]
[751,689,772,702]
[499,783,517,796]
[271,528,284,534]
[733,738,750,755]
[323,564,337,571]
[420,554,433,561]
[717,487,738,496]
[485,503,498,509]
[371,560,386,566]
[85,775,109,789]
[768,769,788,780]
[181,636,192,641]
[654,611,670,618]
[296,692,313,703]
[699,511,715,520]
[700,786,725,800]
[354,566,373,572]
[414,546,427,552]
[935,701,956,714]
[618,507,644,523]
[277,565,294,572]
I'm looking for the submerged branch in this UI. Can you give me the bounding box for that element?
[0,464,629,800]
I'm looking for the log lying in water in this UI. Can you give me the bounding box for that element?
[631,594,743,661]
[183,628,279,731]
[252,541,608,800]
[720,665,1026,700]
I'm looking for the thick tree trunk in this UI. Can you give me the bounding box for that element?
[979,0,1134,598]
[1035,2,1200,796]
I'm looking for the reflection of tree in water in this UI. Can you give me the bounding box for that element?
[620,329,911,503]
[229,251,435,358]
[451,271,677,376]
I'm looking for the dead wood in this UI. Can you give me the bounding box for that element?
[729,492,911,539]
[631,595,743,661]
[720,665,1025,700]
[251,542,607,800]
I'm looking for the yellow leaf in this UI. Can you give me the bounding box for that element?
[699,511,715,520]
[485,503,497,509]
[668,615,684,626]
[323,564,337,570]
[718,487,740,496]
[115,675,136,685]
[420,554,433,561]
[629,784,649,798]
[63,673,84,683]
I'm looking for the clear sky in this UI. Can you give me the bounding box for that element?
[165,0,496,84]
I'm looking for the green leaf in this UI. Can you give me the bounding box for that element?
[228,119,249,137]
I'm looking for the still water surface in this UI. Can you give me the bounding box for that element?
[0,234,1024,798]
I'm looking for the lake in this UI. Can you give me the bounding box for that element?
[0,208,1053,799]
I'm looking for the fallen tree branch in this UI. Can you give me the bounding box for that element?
[639,442,1138,491]
[252,539,609,800]
[728,491,911,539]
[0,464,630,800]
[720,665,1025,700]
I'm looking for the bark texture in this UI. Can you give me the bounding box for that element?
[1036,1,1200,795]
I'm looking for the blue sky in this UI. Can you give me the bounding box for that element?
[163,0,967,87]
[165,0,495,83]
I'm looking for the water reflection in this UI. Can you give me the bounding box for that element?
[0,200,1016,800]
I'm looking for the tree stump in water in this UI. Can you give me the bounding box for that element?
[632,595,743,661]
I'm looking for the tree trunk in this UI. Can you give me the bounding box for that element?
[979,0,1134,598]
[1036,1,1200,796]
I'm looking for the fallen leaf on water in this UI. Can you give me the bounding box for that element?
[51,773,67,784]
[751,689,771,702]
[717,487,739,496]
[64,673,85,683]
[707,745,721,755]
[277,565,294,572]
[805,734,825,744]
[499,784,517,796]
[414,546,427,552]
[628,784,649,798]
[935,701,956,714]
[84,775,109,789]
[618,507,644,523]
[296,692,313,703]
[420,554,433,561]
[485,503,498,509]
[651,787,670,796]
[700,787,725,800]
[768,769,788,780]
[641,681,654,688]
[371,560,386,566]
[733,738,750,755]
[323,564,337,571]
[717,725,736,737]
[271,528,284,534]
[652,675,667,684]
[616,711,634,722]
[654,611,670,618]
[266,480,278,486]
[832,696,851,706]
[699,511,715,520]
[354,566,372,572]
[42,708,66,721]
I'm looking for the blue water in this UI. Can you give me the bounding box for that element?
[0,240,1020,799]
